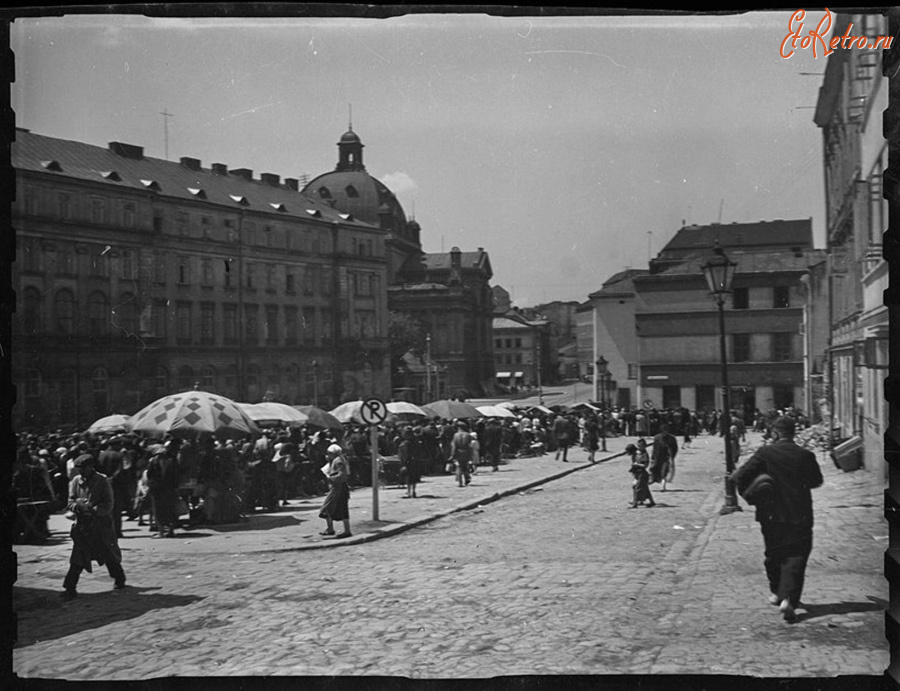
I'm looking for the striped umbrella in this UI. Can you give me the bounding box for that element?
[131,390,260,440]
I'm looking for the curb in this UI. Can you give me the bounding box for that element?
[260,449,629,553]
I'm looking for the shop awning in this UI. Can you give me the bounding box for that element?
[495,372,511,378]
[513,371,524,378]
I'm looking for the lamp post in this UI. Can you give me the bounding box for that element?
[701,242,741,515]
[425,333,432,402]
[537,337,544,405]
[312,359,319,408]
[596,356,608,452]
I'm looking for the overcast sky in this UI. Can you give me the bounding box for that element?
[11,9,836,306]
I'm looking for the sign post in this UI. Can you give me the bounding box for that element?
[360,398,388,521]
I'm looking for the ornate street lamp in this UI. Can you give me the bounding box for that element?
[596,356,608,451]
[700,242,741,515]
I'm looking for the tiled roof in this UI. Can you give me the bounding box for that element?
[639,249,826,278]
[400,249,492,277]
[589,268,649,297]
[660,219,812,254]
[13,128,371,227]
[493,316,532,330]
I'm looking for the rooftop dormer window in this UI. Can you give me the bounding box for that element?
[270,203,287,212]
[345,185,359,198]
[101,171,121,181]
[229,195,249,205]
[140,179,160,191]
[41,160,62,171]
[318,187,331,199]
[306,209,321,218]
[187,187,206,199]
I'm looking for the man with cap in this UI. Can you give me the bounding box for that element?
[318,443,351,538]
[732,416,823,622]
[60,453,126,599]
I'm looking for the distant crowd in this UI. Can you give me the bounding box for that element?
[13,403,810,543]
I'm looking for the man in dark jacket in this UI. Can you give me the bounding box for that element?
[146,441,181,538]
[61,454,126,599]
[650,424,678,490]
[732,416,823,622]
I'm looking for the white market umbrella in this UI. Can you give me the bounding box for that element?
[131,390,261,440]
[237,401,310,426]
[387,401,430,418]
[476,405,516,419]
[87,414,133,434]
[330,400,396,425]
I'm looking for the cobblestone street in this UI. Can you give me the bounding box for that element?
[12,432,889,680]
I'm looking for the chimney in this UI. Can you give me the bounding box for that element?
[449,246,462,286]
[230,168,253,181]
[284,178,299,191]
[108,142,144,159]
[180,156,201,171]
[211,163,228,175]
[260,173,280,186]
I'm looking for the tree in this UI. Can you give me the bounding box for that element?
[387,311,426,381]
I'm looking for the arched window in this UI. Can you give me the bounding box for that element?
[345,185,359,198]
[224,364,239,398]
[88,291,109,336]
[177,365,195,391]
[318,186,331,199]
[54,289,75,335]
[361,361,374,397]
[264,364,280,400]
[122,367,142,412]
[246,365,261,402]
[22,287,42,335]
[285,364,299,404]
[113,293,138,337]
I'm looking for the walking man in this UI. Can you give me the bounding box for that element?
[650,424,678,491]
[732,416,823,622]
[61,454,126,599]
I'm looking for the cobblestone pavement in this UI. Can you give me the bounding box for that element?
[12,433,890,681]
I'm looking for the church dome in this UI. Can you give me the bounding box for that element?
[301,128,413,238]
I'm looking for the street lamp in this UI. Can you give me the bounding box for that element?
[425,333,432,401]
[700,242,741,515]
[311,359,320,408]
[537,337,544,405]
[596,356,608,451]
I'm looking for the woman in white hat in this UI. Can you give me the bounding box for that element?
[318,443,351,539]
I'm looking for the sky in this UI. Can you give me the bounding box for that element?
[10,9,840,306]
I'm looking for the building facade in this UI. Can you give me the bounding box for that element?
[492,314,551,393]
[813,12,890,468]
[13,126,495,428]
[588,269,648,410]
[632,220,823,419]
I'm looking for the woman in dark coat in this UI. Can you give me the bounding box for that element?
[583,414,600,463]
[398,428,422,498]
[626,443,655,508]
[319,443,351,538]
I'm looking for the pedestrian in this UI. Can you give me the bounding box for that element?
[731,416,823,622]
[450,422,474,487]
[146,441,180,538]
[625,443,655,508]
[650,424,678,491]
[318,443,352,538]
[60,454,126,599]
[398,428,421,498]
[553,414,574,462]
[482,418,503,471]
[583,414,600,463]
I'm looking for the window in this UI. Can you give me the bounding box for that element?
[60,368,77,408]
[245,222,256,245]
[153,210,164,233]
[90,197,106,225]
[285,307,298,344]
[121,251,136,280]
[320,311,331,344]
[90,253,109,278]
[346,185,359,198]
[114,293,137,336]
[695,384,716,412]
[514,338,522,348]
[202,259,214,287]
[773,286,790,309]
[154,253,166,283]
[24,186,36,216]
[177,366,195,391]
[178,257,190,285]
[57,250,74,275]
[265,306,278,343]
[176,302,192,342]
[627,364,638,380]
[732,333,751,362]
[123,202,136,228]
[732,287,749,310]
[265,226,275,247]
[176,211,189,236]
[662,385,681,409]
[200,215,211,237]
[154,367,169,396]
[285,272,295,293]
[245,305,258,343]
[224,259,233,288]
[58,193,71,220]
[772,332,793,362]
[22,288,41,335]
[201,365,216,391]
[246,263,255,290]
[21,240,41,272]
[88,291,109,336]
[200,304,215,344]
[266,265,276,292]
[495,339,503,349]
[91,367,109,416]
[303,267,314,295]
[302,307,316,344]
[223,304,237,343]
[318,186,331,199]
[152,301,167,338]
[224,365,238,396]
[505,339,512,348]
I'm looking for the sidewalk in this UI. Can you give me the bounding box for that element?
[23,440,632,559]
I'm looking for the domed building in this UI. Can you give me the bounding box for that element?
[301,127,495,400]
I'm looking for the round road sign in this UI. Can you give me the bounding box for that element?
[360,398,388,425]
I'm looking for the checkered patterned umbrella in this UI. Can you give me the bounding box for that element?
[131,390,261,440]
